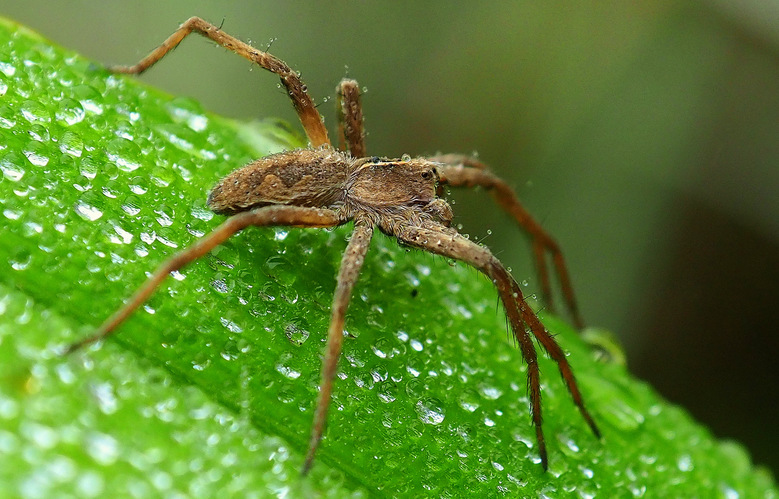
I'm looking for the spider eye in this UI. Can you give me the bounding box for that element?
[421,170,434,180]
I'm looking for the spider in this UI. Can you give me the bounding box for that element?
[66,17,600,473]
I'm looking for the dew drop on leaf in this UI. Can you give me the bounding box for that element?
[415,397,445,425]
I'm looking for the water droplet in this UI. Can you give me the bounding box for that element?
[556,432,581,457]
[220,340,240,361]
[89,382,118,414]
[154,205,175,227]
[275,353,301,379]
[190,204,214,222]
[415,397,445,425]
[72,84,104,114]
[23,140,49,166]
[55,98,85,125]
[129,175,149,195]
[377,381,397,403]
[22,422,58,449]
[372,337,395,359]
[9,249,32,271]
[105,137,142,172]
[401,154,411,161]
[602,396,645,430]
[121,195,142,216]
[677,454,693,472]
[155,123,196,152]
[478,383,503,400]
[78,155,101,180]
[191,353,211,371]
[20,100,51,122]
[60,130,84,157]
[284,323,310,346]
[74,200,103,221]
[458,388,480,412]
[0,156,24,182]
[86,432,120,465]
[0,61,15,76]
[0,105,16,128]
[76,470,105,497]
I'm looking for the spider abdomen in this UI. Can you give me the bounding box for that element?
[207,148,350,215]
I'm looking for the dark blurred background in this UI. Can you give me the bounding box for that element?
[4,1,777,474]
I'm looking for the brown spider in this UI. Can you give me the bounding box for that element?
[66,17,600,473]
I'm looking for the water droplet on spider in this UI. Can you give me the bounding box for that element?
[415,397,445,425]
[55,98,85,125]
[401,154,411,162]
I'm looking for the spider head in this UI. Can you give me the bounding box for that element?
[348,156,440,209]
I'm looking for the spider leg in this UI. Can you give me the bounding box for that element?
[109,16,329,147]
[394,221,599,470]
[335,79,366,158]
[65,206,342,354]
[431,154,583,328]
[303,221,374,474]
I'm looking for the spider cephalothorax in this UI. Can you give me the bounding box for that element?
[67,16,600,473]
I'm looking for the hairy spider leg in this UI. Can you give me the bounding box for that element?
[433,155,584,328]
[395,221,598,470]
[64,206,341,353]
[108,16,330,148]
[335,79,366,158]
[303,222,374,474]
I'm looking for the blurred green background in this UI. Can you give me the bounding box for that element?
[3,0,777,475]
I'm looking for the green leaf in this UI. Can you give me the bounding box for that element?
[0,17,776,497]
